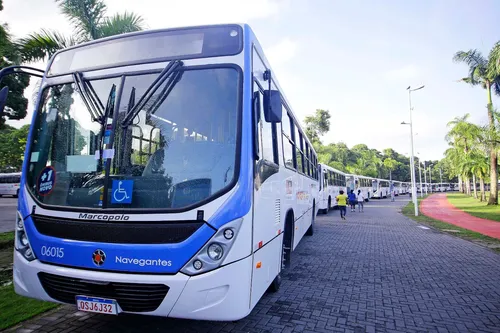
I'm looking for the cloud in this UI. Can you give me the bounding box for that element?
[385,64,420,80]
[105,0,287,29]
[265,38,298,65]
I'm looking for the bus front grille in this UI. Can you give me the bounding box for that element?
[31,215,204,244]
[38,272,169,312]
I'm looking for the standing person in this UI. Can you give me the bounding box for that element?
[336,190,348,220]
[348,190,357,212]
[357,189,365,212]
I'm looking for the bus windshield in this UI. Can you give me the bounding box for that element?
[26,66,240,210]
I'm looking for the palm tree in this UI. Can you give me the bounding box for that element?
[18,0,145,63]
[444,146,464,193]
[453,46,500,205]
[470,152,489,201]
[445,114,483,196]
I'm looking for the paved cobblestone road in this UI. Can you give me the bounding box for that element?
[6,198,500,332]
[0,197,16,233]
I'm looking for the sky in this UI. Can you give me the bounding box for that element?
[2,0,500,161]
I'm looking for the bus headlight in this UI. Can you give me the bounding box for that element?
[181,218,242,276]
[207,243,223,260]
[15,211,36,262]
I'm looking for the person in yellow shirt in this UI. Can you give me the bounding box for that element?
[336,190,348,220]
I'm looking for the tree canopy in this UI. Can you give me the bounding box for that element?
[0,0,30,126]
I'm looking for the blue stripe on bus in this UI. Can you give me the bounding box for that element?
[208,25,254,229]
[23,214,216,274]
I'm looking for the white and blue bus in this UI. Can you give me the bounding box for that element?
[0,24,319,321]
[318,163,346,213]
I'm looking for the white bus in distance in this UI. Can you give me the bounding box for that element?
[0,172,21,197]
[372,178,390,199]
[346,174,373,201]
[437,183,451,192]
[391,181,403,196]
[318,163,346,213]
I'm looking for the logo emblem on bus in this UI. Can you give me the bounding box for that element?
[92,249,106,266]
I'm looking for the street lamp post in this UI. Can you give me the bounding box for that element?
[418,158,423,197]
[439,168,443,190]
[423,161,428,195]
[402,84,424,216]
[429,164,432,193]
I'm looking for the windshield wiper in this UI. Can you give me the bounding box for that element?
[72,72,105,123]
[147,69,184,117]
[96,84,117,168]
[121,60,183,128]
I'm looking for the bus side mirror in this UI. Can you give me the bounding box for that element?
[263,89,282,123]
[0,86,9,118]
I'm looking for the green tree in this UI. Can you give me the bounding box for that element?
[0,124,29,171]
[453,46,500,205]
[18,0,145,63]
[0,0,30,125]
[445,113,484,196]
[469,152,489,201]
[383,158,399,181]
[304,109,330,144]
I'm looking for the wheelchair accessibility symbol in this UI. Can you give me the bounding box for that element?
[111,180,133,204]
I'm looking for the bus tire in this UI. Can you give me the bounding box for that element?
[282,212,293,270]
[306,201,315,236]
[268,268,282,293]
[327,196,331,213]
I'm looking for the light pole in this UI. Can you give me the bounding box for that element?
[429,164,433,193]
[402,84,425,216]
[423,161,428,195]
[418,157,423,197]
[401,122,416,209]
[439,167,443,190]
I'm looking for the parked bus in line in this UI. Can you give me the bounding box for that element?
[0,24,320,321]
[372,178,390,199]
[437,183,451,192]
[391,181,403,196]
[318,163,346,213]
[346,174,373,201]
[0,172,21,197]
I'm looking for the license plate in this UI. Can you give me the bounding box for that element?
[76,295,119,315]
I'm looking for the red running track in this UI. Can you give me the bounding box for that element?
[420,193,500,239]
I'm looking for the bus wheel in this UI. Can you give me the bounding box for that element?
[327,197,331,213]
[268,269,282,292]
[269,216,292,293]
[282,214,293,269]
[306,202,315,236]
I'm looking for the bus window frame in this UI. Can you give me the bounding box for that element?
[22,63,245,214]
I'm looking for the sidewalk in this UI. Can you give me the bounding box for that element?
[421,193,500,239]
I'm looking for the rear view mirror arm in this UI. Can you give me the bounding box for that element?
[0,65,44,85]
[0,66,45,119]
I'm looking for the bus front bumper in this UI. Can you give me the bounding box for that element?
[13,251,253,321]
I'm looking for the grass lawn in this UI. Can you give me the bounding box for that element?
[0,231,14,250]
[446,193,500,222]
[0,284,59,330]
[402,198,500,253]
[0,231,59,330]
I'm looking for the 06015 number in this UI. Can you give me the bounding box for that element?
[40,246,64,258]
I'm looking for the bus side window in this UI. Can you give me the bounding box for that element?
[257,90,274,162]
